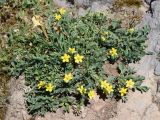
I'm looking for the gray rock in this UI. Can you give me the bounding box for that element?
[91,1,110,12]
[73,0,115,7]
[154,40,160,53]
[152,1,160,19]
[144,0,152,5]
[78,7,88,16]
[144,0,158,5]
[74,0,90,7]
[53,0,72,8]
[155,62,160,76]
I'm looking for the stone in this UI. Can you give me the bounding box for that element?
[78,7,88,16]
[73,0,115,8]
[155,62,160,76]
[154,40,160,53]
[74,0,90,7]
[81,106,88,118]
[144,0,152,5]
[152,1,160,18]
[53,0,72,8]
[91,1,110,12]
[5,77,32,120]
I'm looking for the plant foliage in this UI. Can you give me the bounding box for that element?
[0,7,149,116]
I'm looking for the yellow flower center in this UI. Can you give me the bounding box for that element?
[74,54,84,63]
[37,81,46,89]
[55,14,62,21]
[77,85,86,94]
[119,88,127,96]
[126,79,135,88]
[68,48,76,54]
[88,90,95,99]
[109,48,118,57]
[61,54,70,62]
[64,73,73,83]
[45,83,54,92]
[59,8,66,15]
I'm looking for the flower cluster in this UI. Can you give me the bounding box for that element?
[61,48,84,64]
[99,79,135,97]
[100,80,114,95]
[54,8,66,21]
[119,79,135,96]
[77,85,96,100]
[37,81,54,92]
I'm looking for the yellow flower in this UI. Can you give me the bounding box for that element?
[59,8,66,15]
[100,80,109,89]
[88,90,95,99]
[45,83,54,92]
[64,73,73,83]
[68,48,76,54]
[74,54,84,63]
[37,81,46,89]
[104,31,109,35]
[32,15,43,28]
[119,88,127,96]
[126,79,135,88]
[105,85,114,94]
[61,54,70,62]
[101,36,106,41]
[77,85,86,94]
[128,28,135,33]
[109,48,118,57]
[55,14,61,21]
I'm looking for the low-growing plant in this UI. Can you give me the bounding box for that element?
[0,8,149,116]
[0,0,51,9]
[99,20,149,63]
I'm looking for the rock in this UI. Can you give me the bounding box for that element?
[154,62,160,76]
[78,7,88,16]
[144,0,152,5]
[91,101,106,112]
[74,0,90,7]
[5,77,32,120]
[81,106,87,118]
[154,40,160,53]
[53,0,72,8]
[74,0,115,7]
[144,0,157,5]
[91,1,110,12]
[109,0,160,120]
[152,0,160,18]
